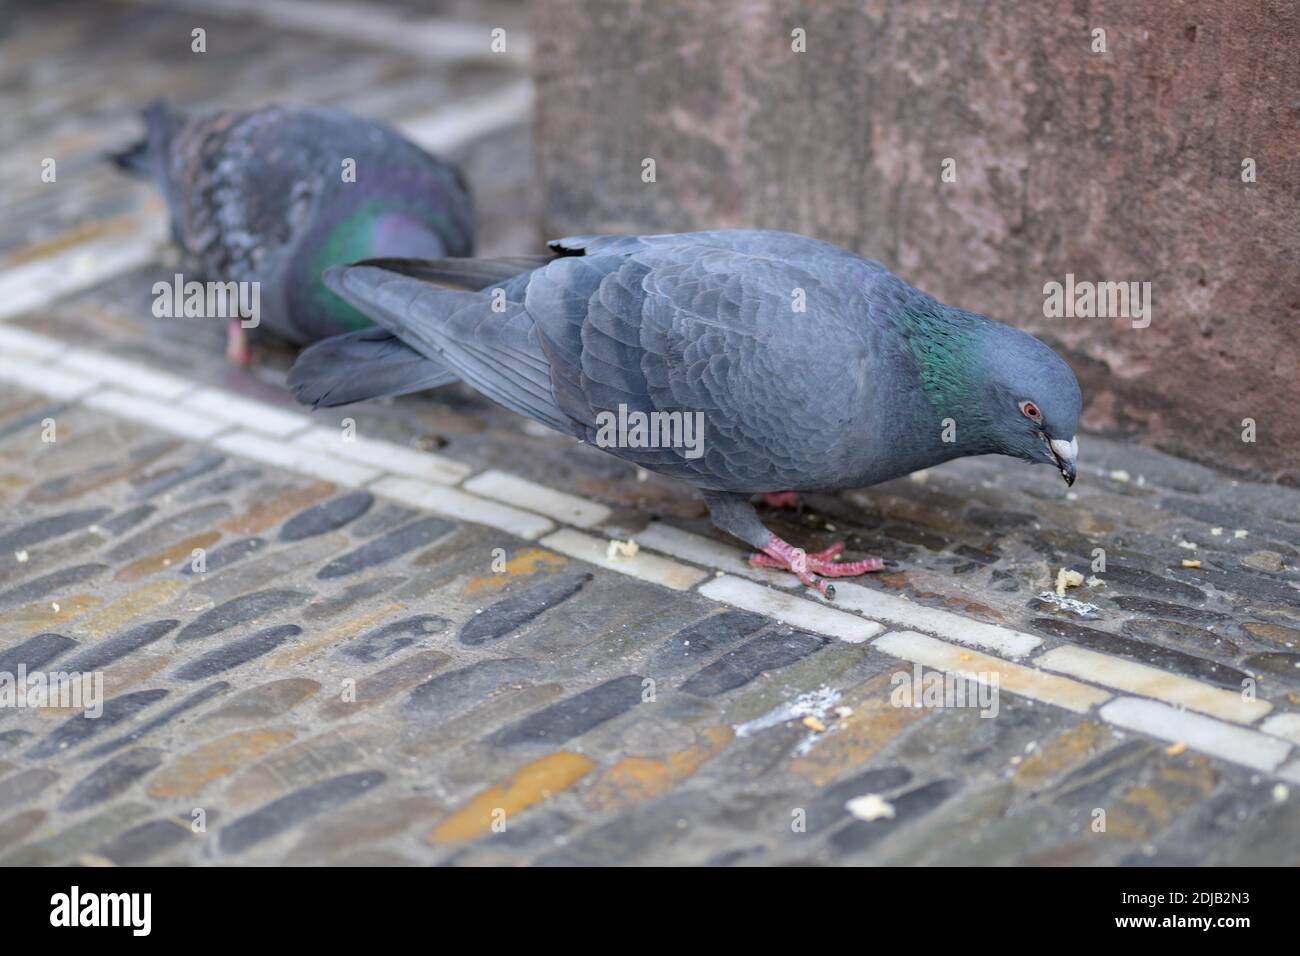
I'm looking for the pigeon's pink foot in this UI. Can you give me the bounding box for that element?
[749,537,890,597]
[759,491,801,509]
[225,320,252,367]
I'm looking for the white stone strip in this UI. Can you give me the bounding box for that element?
[1260,713,1300,747]
[128,0,531,65]
[215,430,379,488]
[179,387,312,438]
[0,324,65,360]
[1100,697,1292,773]
[401,79,534,155]
[293,426,470,486]
[83,390,227,440]
[633,522,798,590]
[873,631,1111,714]
[698,575,883,644]
[0,355,100,400]
[374,476,553,541]
[830,580,1043,659]
[0,231,158,321]
[1035,645,1271,724]
[542,528,708,592]
[55,350,195,401]
[464,469,610,528]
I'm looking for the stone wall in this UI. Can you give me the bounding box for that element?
[531,0,1300,484]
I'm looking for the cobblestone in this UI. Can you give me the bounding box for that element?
[1,0,1299,867]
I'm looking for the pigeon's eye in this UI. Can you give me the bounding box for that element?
[1019,400,1042,423]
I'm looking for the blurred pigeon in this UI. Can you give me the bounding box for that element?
[288,230,1082,595]
[111,100,473,364]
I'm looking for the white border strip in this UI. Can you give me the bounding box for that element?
[1100,697,1292,773]
[0,232,158,322]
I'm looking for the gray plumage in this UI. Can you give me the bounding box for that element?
[289,230,1083,592]
[112,100,474,345]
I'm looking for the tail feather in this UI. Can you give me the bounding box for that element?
[321,262,574,434]
[108,137,151,176]
[106,99,180,179]
[287,327,458,408]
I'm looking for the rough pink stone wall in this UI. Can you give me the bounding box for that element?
[531,0,1300,484]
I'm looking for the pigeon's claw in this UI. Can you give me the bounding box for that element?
[749,537,889,598]
[758,491,801,510]
[751,544,829,595]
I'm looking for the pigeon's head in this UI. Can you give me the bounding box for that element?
[897,294,1083,485]
[979,326,1083,485]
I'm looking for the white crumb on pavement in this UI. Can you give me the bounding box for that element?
[845,794,896,822]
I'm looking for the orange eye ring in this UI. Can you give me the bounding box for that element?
[1020,400,1042,422]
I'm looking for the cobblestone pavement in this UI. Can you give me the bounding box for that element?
[2,1,1300,866]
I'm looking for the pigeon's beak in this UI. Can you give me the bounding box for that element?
[1049,436,1078,487]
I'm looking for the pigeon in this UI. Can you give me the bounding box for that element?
[111,100,474,364]
[288,230,1082,595]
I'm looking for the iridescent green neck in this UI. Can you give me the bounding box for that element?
[305,202,390,331]
[898,301,986,416]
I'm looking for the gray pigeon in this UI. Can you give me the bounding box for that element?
[111,100,473,364]
[288,230,1082,595]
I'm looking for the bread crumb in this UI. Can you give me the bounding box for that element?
[14,549,28,563]
[1055,567,1085,597]
[1166,741,1188,756]
[845,794,895,821]
[1181,559,1202,569]
[801,715,826,733]
[1085,576,1105,588]
[1210,527,1223,536]
[1234,529,1249,539]
[1109,469,1131,482]
[606,539,640,560]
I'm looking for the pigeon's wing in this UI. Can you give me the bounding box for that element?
[158,107,301,282]
[325,231,882,491]
[528,232,883,489]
